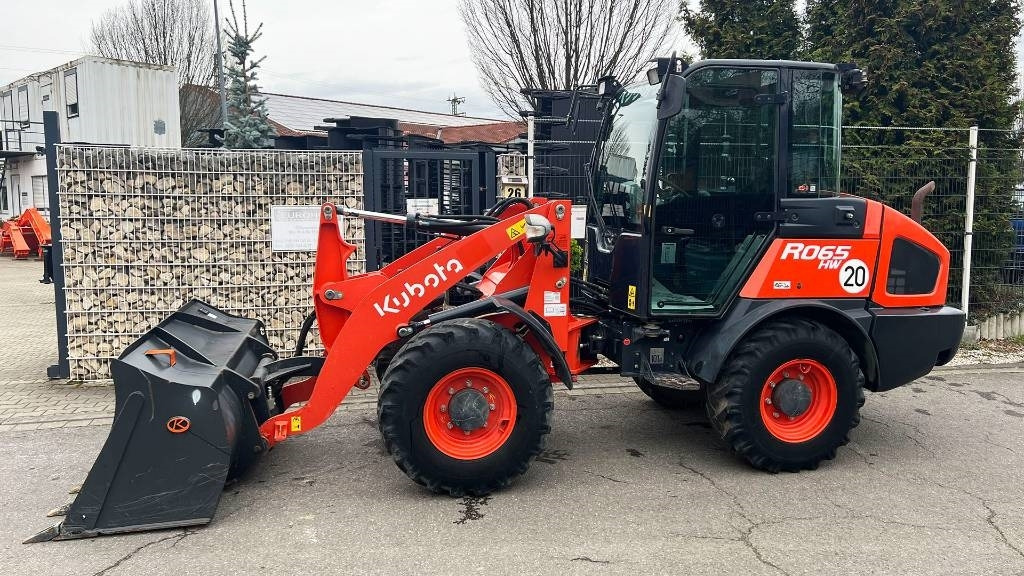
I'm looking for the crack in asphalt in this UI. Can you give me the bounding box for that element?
[585,470,628,484]
[860,413,932,454]
[571,556,612,564]
[846,443,875,465]
[91,530,191,576]
[677,460,791,576]
[982,434,1018,454]
[881,472,1024,562]
[972,390,1024,408]
[983,501,1024,560]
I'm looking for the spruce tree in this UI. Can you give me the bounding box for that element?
[681,0,801,60]
[805,0,1022,315]
[222,0,274,149]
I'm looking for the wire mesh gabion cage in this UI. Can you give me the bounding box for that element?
[57,145,364,380]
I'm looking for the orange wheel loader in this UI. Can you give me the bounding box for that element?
[28,59,964,542]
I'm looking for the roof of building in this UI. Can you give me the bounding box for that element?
[261,92,502,132]
[438,121,525,144]
[185,85,522,145]
[0,56,175,92]
[395,121,525,145]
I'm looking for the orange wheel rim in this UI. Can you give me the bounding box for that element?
[423,367,517,460]
[759,359,837,443]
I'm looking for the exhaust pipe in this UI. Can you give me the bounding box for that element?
[911,181,936,224]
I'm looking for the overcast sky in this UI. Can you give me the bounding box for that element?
[0,0,691,120]
[2,1,1020,120]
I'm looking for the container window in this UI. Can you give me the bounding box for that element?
[17,85,30,127]
[887,237,940,295]
[64,69,79,117]
[1,90,13,124]
[32,175,49,210]
[1,90,13,149]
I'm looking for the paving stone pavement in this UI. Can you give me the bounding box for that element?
[0,258,643,432]
[0,258,115,431]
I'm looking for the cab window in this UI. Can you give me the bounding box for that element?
[593,84,658,233]
[650,67,778,314]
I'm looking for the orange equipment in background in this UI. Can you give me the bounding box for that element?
[0,208,51,259]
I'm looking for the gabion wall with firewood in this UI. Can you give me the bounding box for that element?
[57,145,365,380]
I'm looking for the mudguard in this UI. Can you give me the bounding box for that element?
[419,290,574,389]
[684,298,879,389]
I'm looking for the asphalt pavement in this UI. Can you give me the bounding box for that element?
[1,365,1023,576]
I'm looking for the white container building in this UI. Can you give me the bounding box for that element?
[0,56,180,219]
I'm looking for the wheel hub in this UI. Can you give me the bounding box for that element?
[771,379,813,418]
[759,359,838,444]
[448,389,490,432]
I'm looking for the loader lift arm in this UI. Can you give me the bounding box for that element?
[259,199,580,448]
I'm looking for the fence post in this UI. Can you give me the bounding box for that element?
[526,113,535,198]
[43,110,70,380]
[960,125,979,322]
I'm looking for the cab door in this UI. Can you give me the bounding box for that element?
[649,65,781,315]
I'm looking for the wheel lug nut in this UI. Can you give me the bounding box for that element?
[440,405,447,413]
[765,398,772,405]
[465,379,472,388]
[783,372,790,378]
[481,386,489,394]
[463,430,471,436]
[448,387,455,395]
[769,382,775,388]
[489,403,495,411]
[446,422,453,429]
[773,412,780,418]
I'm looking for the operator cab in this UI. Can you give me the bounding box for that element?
[586,59,861,318]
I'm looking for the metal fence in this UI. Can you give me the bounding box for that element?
[57,145,364,380]
[1,118,46,153]
[842,126,1024,326]
[363,149,493,269]
[528,125,1024,332]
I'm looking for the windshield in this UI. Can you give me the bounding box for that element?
[592,83,659,232]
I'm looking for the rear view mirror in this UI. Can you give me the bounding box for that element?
[657,74,685,120]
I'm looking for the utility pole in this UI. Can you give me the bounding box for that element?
[213,0,228,128]
[447,94,466,116]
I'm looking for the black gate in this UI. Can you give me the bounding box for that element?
[363,149,496,270]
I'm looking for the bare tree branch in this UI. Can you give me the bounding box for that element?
[90,0,219,146]
[460,0,676,117]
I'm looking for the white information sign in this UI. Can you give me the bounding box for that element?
[270,205,322,252]
[406,198,440,215]
[571,204,588,239]
[543,303,567,317]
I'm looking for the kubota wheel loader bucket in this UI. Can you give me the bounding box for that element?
[27,300,275,542]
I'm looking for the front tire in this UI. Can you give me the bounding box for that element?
[707,317,865,472]
[378,318,553,495]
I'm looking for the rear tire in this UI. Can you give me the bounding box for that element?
[373,341,402,383]
[707,317,865,472]
[378,318,553,495]
[633,377,705,409]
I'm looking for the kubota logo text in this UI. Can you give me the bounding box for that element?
[780,242,851,270]
[374,258,465,317]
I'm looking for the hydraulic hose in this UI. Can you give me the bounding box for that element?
[294,310,317,356]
